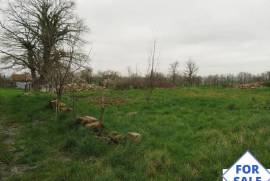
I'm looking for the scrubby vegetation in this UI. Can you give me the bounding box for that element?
[0,87,270,180]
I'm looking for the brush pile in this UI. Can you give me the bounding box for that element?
[64,83,104,92]
[236,82,264,89]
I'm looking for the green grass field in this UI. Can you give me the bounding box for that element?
[0,87,270,180]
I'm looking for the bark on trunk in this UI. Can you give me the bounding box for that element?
[30,68,38,90]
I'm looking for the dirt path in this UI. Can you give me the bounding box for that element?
[0,122,28,180]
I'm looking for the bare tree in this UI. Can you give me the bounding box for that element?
[50,46,88,100]
[237,72,252,85]
[51,46,89,120]
[184,59,199,86]
[0,0,88,89]
[145,40,158,102]
[169,61,179,85]
[261,71,270,82]
[0,0,40,88]
[36,0,87,86]
[0,0,89,122]
[80,67,93,84]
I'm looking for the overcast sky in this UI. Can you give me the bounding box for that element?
[1,0,270,76]
[72,0,270,76]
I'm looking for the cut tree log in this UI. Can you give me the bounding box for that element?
[85,122,103,131]
[49,100,66,110]
[127,132,141,143]
[76,116,99,125]
[49,100,73,113]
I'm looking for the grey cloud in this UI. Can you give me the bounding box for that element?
[3,0,269,76]
[75,0,270,75]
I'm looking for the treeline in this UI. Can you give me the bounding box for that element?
[0,74,14,87]
[75,67,270,89]
[1,68,270,90]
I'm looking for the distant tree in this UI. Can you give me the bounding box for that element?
[225,74,235,87]
[184,59,199,86]
[127,65,140,80]
[261,71,270,81]
[145,40,158,102]
[102,70,120,80]
[80,67,93,84]
[127,66,133,77]
[95,70,120,87]
[237,72,252,84]
[0,73,4,86]
[169,61,179,85]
